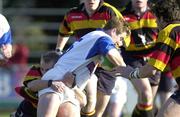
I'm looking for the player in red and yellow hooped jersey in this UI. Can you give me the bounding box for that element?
[14,51,59,117]
[122,6,158,57]
[120,0,160,116]
[15,65,41,107]
[58,2,123,41]
[116,0,180,116]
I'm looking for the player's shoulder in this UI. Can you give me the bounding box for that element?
[84,30,109,39]
[101,2,123,19]
[27,65,41,76]
[0,14,10,36]
[0,14,6,20]
[32,64,40,68]
[67,3,84,14]
[0,14,9,24]
[101,2,116,11]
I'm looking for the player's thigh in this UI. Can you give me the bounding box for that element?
[96,90,111,114]
[85,74,98,98]
[156,97,180,117]
[37,92,61,117]
[131,78,152,95]
[57,102,80,117]
[131,78,153,104]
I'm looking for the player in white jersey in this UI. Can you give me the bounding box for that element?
[0,14,12,60]
[37,17,130,117]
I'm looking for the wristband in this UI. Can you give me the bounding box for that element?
[56,48,63,55]
[129,68,140,80]
[48,80,53,87]
[56,48,61,52]
[55,48,63,54]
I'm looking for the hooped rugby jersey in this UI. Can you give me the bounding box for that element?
[15,65,42,108]
[0,14,12,45]
[59,2,123,39]
[122,9,158,57]
[148,23,180,83]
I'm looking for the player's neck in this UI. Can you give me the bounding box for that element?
[86,9,96,16]
[134,6,148,16]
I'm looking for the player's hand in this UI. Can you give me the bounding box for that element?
[51,81,65,93]
[62,72,75,88]
[114,65,134,78]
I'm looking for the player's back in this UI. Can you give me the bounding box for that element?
[55,30,111,72]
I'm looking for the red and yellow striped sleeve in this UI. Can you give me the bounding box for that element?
[23,65,42,86]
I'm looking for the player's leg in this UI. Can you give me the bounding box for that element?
[106,77,128,117]
[37,92,61,117]
[94,68,117,117]
[73,87,87,108]
[81,74,98,117]
[158,72,176,106]
[131,78,154,117]
[156,90,180,117]
[95,90,111,117]
[148,71,161,116]
[15,100,36,117]
[57,102,81,117]
[123,54,157,117]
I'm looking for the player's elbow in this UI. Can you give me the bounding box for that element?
[27,82,38,92]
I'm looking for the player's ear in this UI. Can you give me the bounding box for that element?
[111,28,117,35]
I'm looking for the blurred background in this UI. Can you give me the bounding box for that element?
[0,0,137,116]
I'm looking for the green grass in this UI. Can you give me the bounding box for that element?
[0,110,16,117]
[0,114,9,117]
[0,112,11,117]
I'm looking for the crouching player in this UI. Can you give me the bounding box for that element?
[13,51,86,117]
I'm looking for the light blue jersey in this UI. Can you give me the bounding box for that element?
[39,30,116,97]
[55,30,116,72]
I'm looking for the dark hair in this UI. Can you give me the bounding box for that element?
[103,17,130,36]
[150,0,180,22]
[41,51,59,64]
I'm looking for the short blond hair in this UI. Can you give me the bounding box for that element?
[103,17,130,36]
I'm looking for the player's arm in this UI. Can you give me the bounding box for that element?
[115,63,157,79]
[56,35,69,52]
[138,64,157,78]
[27,71,74,92]
[56,13,72,52]
[106,48,126,67]
[27,79,49,92]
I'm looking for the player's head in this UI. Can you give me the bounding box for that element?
[150,0,180,28]
[103,17,130,47]
[84,0,101,14]
[40,51,59,74]
[131,0,148,9]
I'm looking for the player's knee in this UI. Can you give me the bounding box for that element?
[140,89,153,103]
[87,96,96,107]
